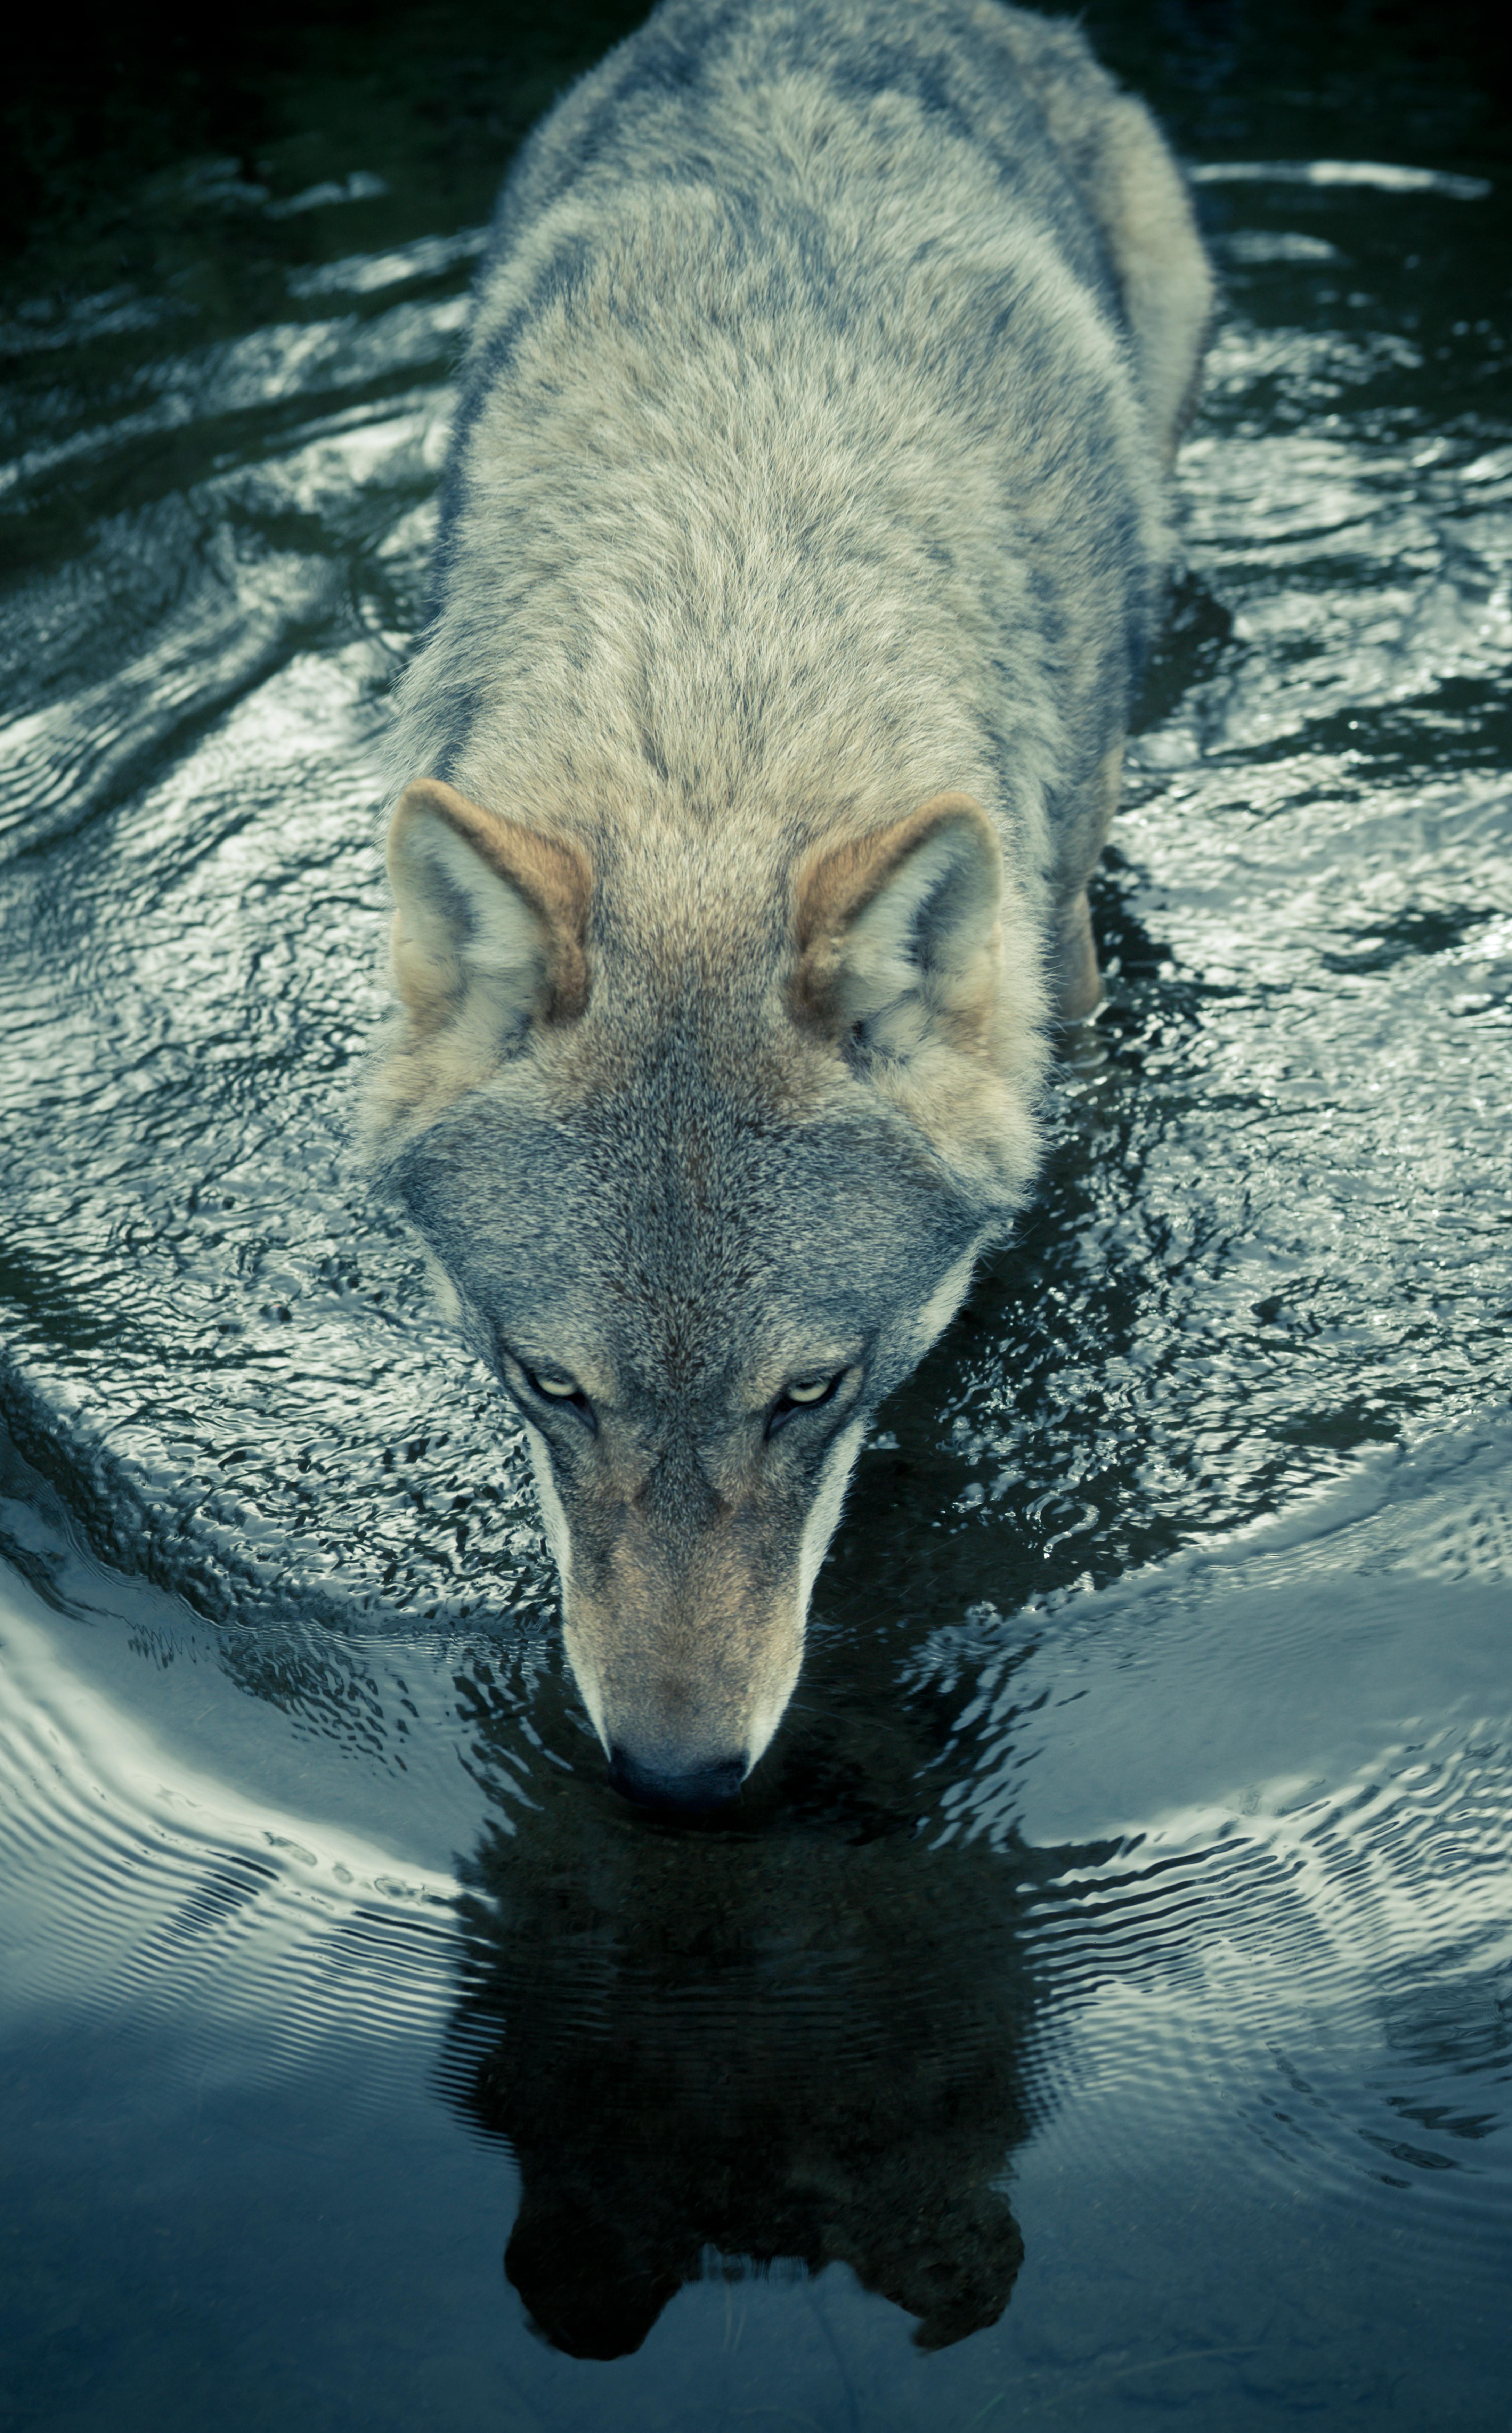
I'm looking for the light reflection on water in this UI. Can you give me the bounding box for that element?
[1,48,1510,2432]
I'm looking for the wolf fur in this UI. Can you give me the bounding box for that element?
[366,0,1212,1807]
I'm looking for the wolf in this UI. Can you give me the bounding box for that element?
[365,0,1212,1810]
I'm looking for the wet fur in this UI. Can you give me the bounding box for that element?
[365,0,1212,1792]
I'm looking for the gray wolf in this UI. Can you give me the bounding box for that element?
[365,0,1212,1809]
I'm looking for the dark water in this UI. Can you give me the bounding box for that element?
[2,5,1510,2425]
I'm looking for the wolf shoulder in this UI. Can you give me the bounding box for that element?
[472,0,1211,465]
[395,0,1214,901]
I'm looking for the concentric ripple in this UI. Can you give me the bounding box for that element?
[1018,1625,1512,2279]
[0,1561,459,2097]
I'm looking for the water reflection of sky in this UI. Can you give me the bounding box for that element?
[2,6,1511,2421]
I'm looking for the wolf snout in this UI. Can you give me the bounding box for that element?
[607,1743,748,1814]
[561,1533,808,1812]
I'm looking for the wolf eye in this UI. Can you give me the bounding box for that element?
[786,1377,836,1404]
[506,1354,596,1432]
[528,1368,580,1399]
[767,1371,845,1435]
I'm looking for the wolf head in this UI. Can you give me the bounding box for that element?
[366,778,1046,1809]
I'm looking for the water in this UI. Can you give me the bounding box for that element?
[2,3,1510,2424]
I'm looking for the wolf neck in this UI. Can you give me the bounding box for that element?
[390,205,1156,895]
[398,455,1061,909]
[391,121,1166,918]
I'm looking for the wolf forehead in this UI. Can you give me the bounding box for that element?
[389,1064,984,1373]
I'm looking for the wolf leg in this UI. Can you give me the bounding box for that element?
[1085,98,1214,465]
[1050,889,1100,1022]
[998,16,1214,464]
[1051,738,1124,1022]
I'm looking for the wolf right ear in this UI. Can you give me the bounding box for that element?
[385,778,591,1044]
[791,794,1003,1063]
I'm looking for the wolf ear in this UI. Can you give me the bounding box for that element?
[792,794,1003,1061]
[385,777,591,1041]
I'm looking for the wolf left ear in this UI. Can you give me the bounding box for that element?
[791,794,1003,1061]
[385,777,591,1042]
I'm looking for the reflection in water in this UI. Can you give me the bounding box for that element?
[444,1766,1067,2359]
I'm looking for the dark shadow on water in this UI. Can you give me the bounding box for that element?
[440,1675,1097,2361]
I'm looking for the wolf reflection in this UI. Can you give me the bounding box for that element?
[440,1702,1085,2360]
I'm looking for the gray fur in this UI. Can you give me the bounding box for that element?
[367,0,1212,1803]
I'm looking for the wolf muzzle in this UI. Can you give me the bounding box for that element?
[606,1744,749,1814]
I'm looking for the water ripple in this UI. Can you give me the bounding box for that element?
[0,1568,458,2089]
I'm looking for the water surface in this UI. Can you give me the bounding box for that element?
[2,4,1510,2425]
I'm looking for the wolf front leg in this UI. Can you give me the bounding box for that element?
[1051,737,1125,1023]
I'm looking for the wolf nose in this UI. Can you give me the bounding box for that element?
[607,1746,747,1814]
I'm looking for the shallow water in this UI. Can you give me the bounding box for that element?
[2,5,1510,2425]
